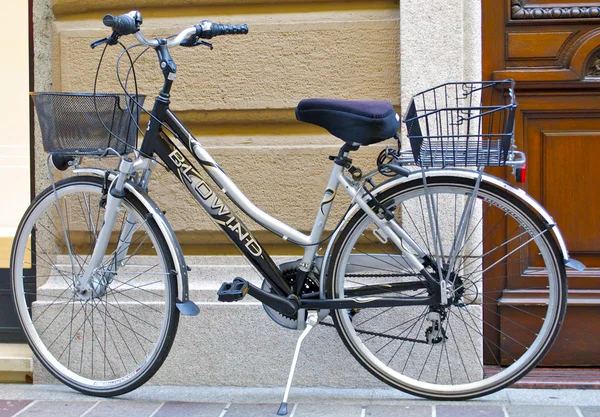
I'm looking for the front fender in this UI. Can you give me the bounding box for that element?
[319,169,584,297]
[73,168,199,316]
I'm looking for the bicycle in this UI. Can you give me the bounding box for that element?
[11,10,586,415]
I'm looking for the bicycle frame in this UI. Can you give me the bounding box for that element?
[129,99,440,305]
[76,41,441,312]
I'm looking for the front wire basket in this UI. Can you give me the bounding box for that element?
[32,92,146,156]
[403,80,517,168]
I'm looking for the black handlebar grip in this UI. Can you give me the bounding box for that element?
[213,23,249,36]
[103,13,139,36]
[196,21,249,39]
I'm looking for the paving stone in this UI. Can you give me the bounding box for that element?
[294,403,363,417]
[0,400,31,417]
[437,405,504,417]
[86,400,161,417]
[579,407,600,417]
[153,402,227,417]
[365,404,431,417]
[505,390,600,406]
[17,401,95,417]
[505,405,578,417]
[225,403,283,417]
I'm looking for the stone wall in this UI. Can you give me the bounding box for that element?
[36,0,401,254]
[34,0,481,254]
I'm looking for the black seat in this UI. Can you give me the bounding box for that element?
[296,99,399,146]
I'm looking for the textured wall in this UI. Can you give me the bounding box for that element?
[37,0,400,253]
[400,0,482,135]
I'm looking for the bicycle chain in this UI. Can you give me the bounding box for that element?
[280,269,428,344]
[326,272,429,343]
[319,320,428,344]
[344,273,418,279]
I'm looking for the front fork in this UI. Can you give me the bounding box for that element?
[76,157,136,297]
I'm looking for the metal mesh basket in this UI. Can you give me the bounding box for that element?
[32,92,145,156]
[403,80,517,167]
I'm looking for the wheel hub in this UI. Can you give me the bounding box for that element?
[74,268,114,301]
[433,267,474,307]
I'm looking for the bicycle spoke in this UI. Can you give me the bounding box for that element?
[331,178,564,397]
[360,231,420,276]
[12,178,175,391]
[447,315,472,383]
[382,307,428,364]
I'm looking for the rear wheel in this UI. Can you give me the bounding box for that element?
[11,176,179,396]
[327,175,567,400]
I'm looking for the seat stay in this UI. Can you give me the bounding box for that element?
[337,173,438,289]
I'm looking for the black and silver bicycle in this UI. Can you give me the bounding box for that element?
[11,10,585,415]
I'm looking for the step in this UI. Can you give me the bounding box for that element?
[0,344,33,383]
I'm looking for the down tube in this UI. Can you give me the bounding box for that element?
[152,132,291,296]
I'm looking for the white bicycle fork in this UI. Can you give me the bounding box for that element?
[74,157,136,297]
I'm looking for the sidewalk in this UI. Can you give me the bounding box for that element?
[1,384,599,417]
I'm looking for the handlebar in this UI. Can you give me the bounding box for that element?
[98,10,248,49]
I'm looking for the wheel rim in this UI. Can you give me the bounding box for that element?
[12,181,173,390]
[331,181,563,397]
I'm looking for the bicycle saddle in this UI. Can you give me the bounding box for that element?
[296,99,399,146]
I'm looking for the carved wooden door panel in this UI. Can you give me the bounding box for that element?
[483,0,600,377]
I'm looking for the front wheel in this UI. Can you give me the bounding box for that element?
[327,175,567,400]
[11,176,179,396]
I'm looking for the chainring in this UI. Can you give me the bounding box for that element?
[261,267,319,329]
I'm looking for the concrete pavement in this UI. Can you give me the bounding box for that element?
[0,384,600,416]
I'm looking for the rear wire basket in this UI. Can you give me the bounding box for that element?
[32,93,145,156]
[403,80,517,167]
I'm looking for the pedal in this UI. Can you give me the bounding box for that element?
[217,278,249,302]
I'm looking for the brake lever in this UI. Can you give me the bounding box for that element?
[181,35,213,50]
[90,38,107,49]
[90,32,120,49]
[195,40,214,50]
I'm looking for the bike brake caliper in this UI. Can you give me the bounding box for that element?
[99,170,110,209]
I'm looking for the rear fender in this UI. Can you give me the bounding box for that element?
[319,169,584,298]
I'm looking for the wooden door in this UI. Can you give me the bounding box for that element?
[483,0,600,382]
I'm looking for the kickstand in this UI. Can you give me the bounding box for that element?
[277,310,319,416]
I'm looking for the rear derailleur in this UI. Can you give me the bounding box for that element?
[425,307,448,345]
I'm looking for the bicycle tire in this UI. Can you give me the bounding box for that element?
[11,175,180,396]
[327,175,567,400]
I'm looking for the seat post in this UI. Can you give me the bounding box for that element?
[332,143,360,167]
